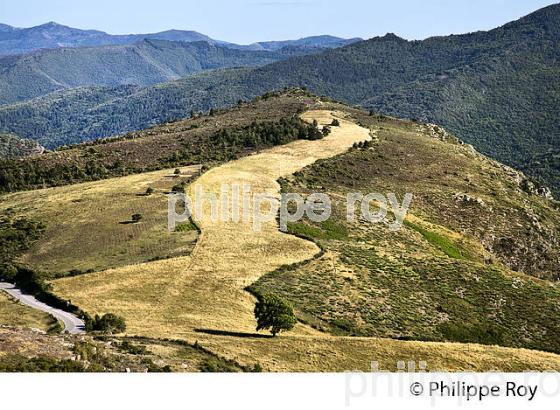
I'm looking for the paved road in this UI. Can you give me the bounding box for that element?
[0,282,85,334]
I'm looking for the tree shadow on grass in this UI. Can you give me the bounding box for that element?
[194,328,273,339]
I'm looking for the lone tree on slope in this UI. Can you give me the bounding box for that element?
[254,294,296,336]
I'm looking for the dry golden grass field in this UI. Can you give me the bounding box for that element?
[2,110,559,371]
[52,110,367,335]
[46,111,560,371]
[0,165,200,275]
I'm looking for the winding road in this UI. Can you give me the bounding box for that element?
[0,282,85,334]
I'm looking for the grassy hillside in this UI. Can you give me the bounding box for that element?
[2,4,557,194]
[0,292,59,332]
[249,107,560,356]
[2,94,560,371]
[37,106,560,370]
[0,167,200,276]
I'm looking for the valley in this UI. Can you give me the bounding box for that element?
[2,4,558,197]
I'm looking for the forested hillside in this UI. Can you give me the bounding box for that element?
[0,39,321,105]
[0,133,43,159]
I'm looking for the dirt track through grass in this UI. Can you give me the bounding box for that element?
[54,111,370,335]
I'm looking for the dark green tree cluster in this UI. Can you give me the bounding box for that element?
[86,313,127,334]
[254,294,296,336]
[352,140,374,150]
[0,157,110,193]
[213,116,325,149]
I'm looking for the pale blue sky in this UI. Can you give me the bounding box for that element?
[1,0,557,44]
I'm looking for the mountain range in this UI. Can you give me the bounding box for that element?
[0,21,360,55]
[0,4,559,195]
[0,38,328,105]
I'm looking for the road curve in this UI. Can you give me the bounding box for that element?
[0,282,85,334]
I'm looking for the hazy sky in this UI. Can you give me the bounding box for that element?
[1,0,557,44]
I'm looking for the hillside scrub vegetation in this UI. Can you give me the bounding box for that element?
[250,107,560,354]
[0,90,318,193]
[0,133,42,159]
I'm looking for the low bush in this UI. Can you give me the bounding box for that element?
[86,313,127,334]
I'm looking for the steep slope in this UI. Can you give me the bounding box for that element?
[2,4,557,193]
[0,39,319,105]
[250,107,560,354]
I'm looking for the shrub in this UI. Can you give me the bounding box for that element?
[118,340,147,355]
[87,313,126,334]
[0,262,18,282]
[145,187,154,196]
[171,183,185,193]
[47,320,64,334]
[331,119,340,126]
[174,168,181,175]
[254,294,296,336]
[199,357,239,372]
[0,355,85,372]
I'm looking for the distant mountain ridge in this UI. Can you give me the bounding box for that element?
[244,35,362,51]
[0,21,360,56]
